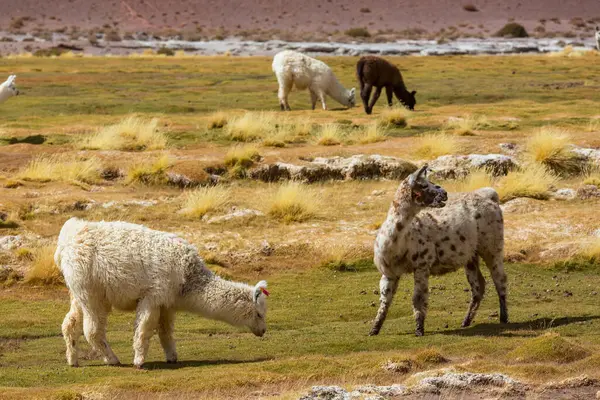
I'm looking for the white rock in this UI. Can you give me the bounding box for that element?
[551,188,576,200]
[0,235,21,251]
[205,209,264,224]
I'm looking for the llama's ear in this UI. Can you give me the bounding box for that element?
[350,88,355,96]
[409,165,428,187]
[411,90,417,95]
[253,280,269,303]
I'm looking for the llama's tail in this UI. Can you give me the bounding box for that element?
[356,57,366,83]
[475,187,500,203]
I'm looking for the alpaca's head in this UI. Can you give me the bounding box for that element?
[406,165,447,208]
[404,90,417,111]
[347,88,356,108]
[245,280,269,337]
[0,75,19,100]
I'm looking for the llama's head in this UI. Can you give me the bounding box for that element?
[347,88,356,107]
[404,90,417,111]
[1,75,20,99]
[407,165,447,208]
[246,280,269,337]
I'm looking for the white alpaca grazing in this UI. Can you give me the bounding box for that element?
[55,218,269,368]
[596,27,600,51]
[0,75,20,104]
[272,50,355,111]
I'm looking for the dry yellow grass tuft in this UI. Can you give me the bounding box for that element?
[378,106,410,128]
[226,112,275,142]
[25,245,62,285]
[207,111,228,129]
[586,118,600,133]
[269,182,317,223]
[180,186,231,218]
[445,115,490,136]
[82,116,168,151]
[357,123,387,144]
[414,133,460,159]
[497,163,558,202]
[525,127,581,176]
[17,155,101,183]
[316,124,344,146]
[126,154,172,184]
[224,145,261,177]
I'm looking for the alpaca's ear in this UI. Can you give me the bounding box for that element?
[253,280,269,303]
[350,88,355,95]
[408,165,428,187]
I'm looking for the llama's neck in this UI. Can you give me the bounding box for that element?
[380,182,420,250]
[177,266,253,328]
[326,75,352,107]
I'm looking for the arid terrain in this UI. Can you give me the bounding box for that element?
[0,52,600,399]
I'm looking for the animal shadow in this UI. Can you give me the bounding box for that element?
[143,357,272,370]
[4,135,46,145]
[441,315,600,337]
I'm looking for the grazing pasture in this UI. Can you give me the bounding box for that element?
[0,53,600,399]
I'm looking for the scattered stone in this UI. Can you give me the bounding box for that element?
[551,188,577,201]
[250,155,417,183]
[371,190,385,196]
[260,240,274,256]
[299,386,347,400]
[501,197,544,214]
[354,384,406,397]
[415,372,520,392]
[381,359,412,374]
[577,185,600,200]
[543,375,599,389]
[499,142,519,155]
[428,154,518,180]
[570,145,600,165]
[205,208,264,224]
[101,200,158,209]
[0,235,22,250]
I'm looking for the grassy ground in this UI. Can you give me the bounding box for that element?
[0,53,600,399]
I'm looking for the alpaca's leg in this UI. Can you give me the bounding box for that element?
[158,307,177,364]
[412,268,430,336]
[369,275,399,336]
[361,83,373,114]
[82,300,120,365]
[309,89,318,110]
[385,86,393,106]
[368,87,382,112]
[461,256,486,328]
[133,298,160,368]
[277,78,292,111]
[62,295,83,367]
[317,90,327,110]
[482,252,508,324]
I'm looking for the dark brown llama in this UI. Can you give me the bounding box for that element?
[356,56,416,115]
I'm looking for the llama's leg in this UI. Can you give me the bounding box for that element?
[482,252,508,324]
[82,301,120,366]
[158,307,177,364]
[62,295,83,367]
[309,89,318,110]
[412,267,430,336]
[369,275,399,336]
[361,83,373,114]
[277,78,292,111]
[317,90,327,110]
[133,298,160,368]
[385,86,393,106]
[461,256,486,328]
[368,87,382,112]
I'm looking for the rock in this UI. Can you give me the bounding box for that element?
[577,185,600,200]
[544,375,599,389]
[167,172,219,188]
[570,145,600,165]
[499,142,519,155]
[260,240,274,256]
[551,188,576,200]
[299,386,348,400]
[592,229,600,238]
[416,372,519,392]
[0,235,22,250]
[205,208,264,224]
[354,384,406,397]
[250,155,417,183]
[501,198,544,214]
[101,200,158,209]
[382,359,412,374]
[428,154,518,180]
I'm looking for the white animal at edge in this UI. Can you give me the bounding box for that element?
[0,75,20,104]
[272,50,355,111]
